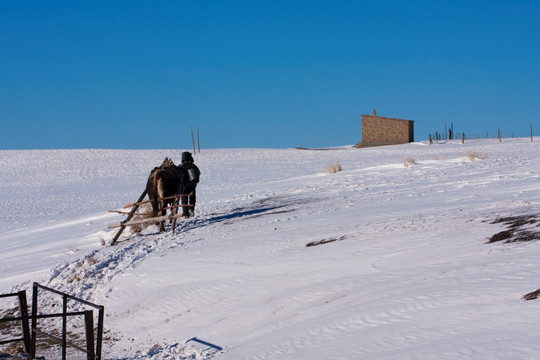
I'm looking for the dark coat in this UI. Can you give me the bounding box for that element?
[178,159,200,216]
[180,161,200,189]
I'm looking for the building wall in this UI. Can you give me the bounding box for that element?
[361,113,414,146]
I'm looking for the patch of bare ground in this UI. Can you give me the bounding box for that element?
[523,289,540,301]
[306,235,347,247]
[0,308,26,358]
[487,214,540,244]
[0,347,34,359]
[488,215,540,301]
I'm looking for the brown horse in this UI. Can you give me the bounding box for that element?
[145,158,188,232]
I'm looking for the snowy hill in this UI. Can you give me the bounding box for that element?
[1,139,540,359]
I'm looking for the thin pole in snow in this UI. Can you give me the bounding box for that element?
[191,127,196,154]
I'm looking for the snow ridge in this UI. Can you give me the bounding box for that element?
[2,139,540,359]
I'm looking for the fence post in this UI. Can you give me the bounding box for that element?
[96,306,104,360]
[197,127,200,153]
[16,291,31,354]
[62,294,68,360]
[84,310,95,360]
[30,283,38,358]
[444,122,447,140]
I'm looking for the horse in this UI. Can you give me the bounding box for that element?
[145,158,189,232]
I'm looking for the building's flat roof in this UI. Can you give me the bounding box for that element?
[361,114,414,123]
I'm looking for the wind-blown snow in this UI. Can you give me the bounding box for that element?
[1,139,540,359]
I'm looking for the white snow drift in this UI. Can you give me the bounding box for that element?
[1,138,540,359]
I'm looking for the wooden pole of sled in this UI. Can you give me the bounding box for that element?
[121,192,192,209]
[171,197,180,234]
[111,202,193,215]
[108,207,193,229]
[110,189,147,246]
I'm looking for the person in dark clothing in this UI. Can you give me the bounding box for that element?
[179,151,200,218]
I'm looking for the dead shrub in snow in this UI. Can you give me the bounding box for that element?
[65,246,79,254]
[85,255,98,266]
[403,157,416,167]
[325,162,342,174]
[466,150,488,161]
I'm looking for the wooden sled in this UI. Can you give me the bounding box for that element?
[108,190,193,246]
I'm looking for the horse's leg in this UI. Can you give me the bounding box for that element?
[171,197,179,233]
[156,176,167,232]
[150,197,160,229]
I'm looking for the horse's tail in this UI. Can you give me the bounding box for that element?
[156,170,167,200]
[146,170,160,216]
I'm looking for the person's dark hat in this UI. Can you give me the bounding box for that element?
[182,151,193,162]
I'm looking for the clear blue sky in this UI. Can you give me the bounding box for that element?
[1,1,539,149]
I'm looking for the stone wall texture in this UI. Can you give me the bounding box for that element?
[361,113,414,146]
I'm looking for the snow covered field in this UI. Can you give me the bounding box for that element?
[1,138,540,359]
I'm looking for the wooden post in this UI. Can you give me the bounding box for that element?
[84,311,95,360]
[531,123,533,142]
[30,284,38,359]
[498,128,501,142]
[197,127,200,153]
[191,127,196,155]
[429,134,432,145]
[110,190,147,246]
[17,291,31,354]
[62,294,67,360]
[95,306,104,360]
[462,132,465,144]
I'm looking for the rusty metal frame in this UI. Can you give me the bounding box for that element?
[1,283,104,360]
[30,282,104,360]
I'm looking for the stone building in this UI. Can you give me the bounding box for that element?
[358,110,414,147]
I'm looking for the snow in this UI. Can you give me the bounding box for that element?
[1,138,540,359]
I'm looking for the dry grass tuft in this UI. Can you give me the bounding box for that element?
[84,255,98,266]
[403,157,416,167]
[325,162,342,174]
[466,151,488,161]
